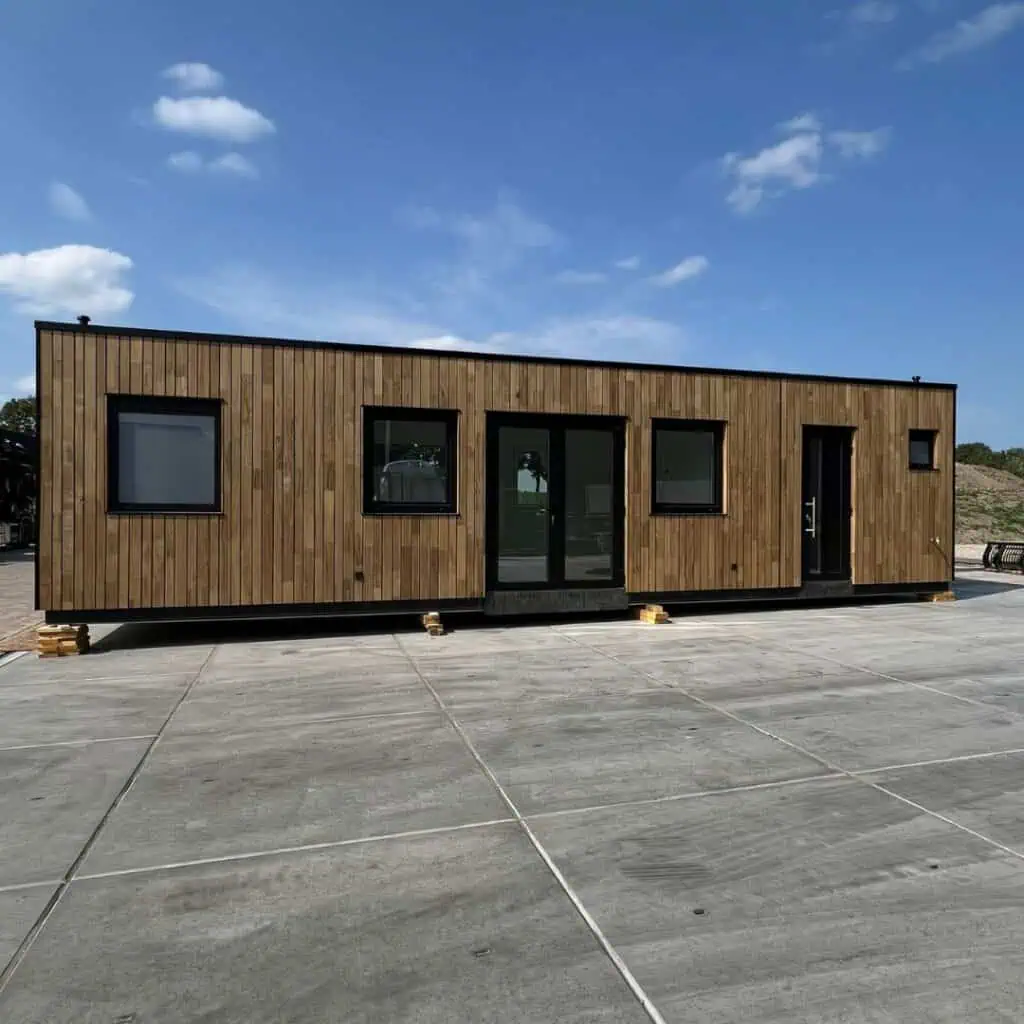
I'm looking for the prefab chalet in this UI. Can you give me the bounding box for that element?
[34,320,955,624]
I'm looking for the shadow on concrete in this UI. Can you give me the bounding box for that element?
[90,593,964,653]
[953,575,1024,601]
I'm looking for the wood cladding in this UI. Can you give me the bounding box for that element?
[36,328,955,612]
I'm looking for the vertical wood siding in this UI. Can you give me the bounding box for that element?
[36,328,955,611]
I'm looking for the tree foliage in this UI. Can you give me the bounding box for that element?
[956,441,1024,480]
[0,396,36,435]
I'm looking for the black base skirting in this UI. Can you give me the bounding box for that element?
[44,596,485,626]
[484,587,629,617]
[629,579,948,607]
[43,579,950,627]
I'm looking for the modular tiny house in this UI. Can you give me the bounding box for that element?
[34,321,956,624]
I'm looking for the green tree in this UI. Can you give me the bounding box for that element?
[0,396,36,435]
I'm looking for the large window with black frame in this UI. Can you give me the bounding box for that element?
[651,418,724,515]
[107,395,221,514]
[363,407,458,514]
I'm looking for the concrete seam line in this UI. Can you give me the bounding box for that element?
[0,650,30,671]
[0,880,63,895]
[168,707,441,739]
[0,734,158,753]
[75,817,518,883]
[526,772,842,822]
[562,632,1024,868]
[851,747,1024,775]
[760,639,1024,720]
[395,635,669,1024]
[0,646,218,994]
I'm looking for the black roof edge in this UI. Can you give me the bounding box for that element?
[33,320,958,392]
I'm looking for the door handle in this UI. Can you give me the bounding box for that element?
[803,498,817,538]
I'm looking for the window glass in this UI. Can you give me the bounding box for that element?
[909,430,936,469]
[112,402,219,510]
[366,410,455,512]
[653,423,722,512]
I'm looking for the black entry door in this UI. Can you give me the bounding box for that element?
[486,415,625,590]
[802,426,853,581]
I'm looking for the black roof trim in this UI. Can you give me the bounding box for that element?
[34,320,958,391]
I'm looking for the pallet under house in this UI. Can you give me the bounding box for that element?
[33,319,956,625]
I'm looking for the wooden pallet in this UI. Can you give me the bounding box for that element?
[37,624,90,657]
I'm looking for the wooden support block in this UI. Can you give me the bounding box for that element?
[421,611,445,637]
[36,624,90,656]
[920,590,956,603]
[635,604,670,624]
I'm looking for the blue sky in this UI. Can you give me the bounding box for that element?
[2,0,1023,445]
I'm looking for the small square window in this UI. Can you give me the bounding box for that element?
[909,429,937,470]
[108,395,221,513]
[364,407,458,514]
[652,419,724,514]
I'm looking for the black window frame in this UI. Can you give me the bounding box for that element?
[363,406,459,516]
[909,429,937,471]
[107,394,222,514]
[651,418,725,516]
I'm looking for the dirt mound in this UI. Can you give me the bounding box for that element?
[956,462,1024,543]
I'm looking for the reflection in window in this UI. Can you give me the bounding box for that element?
[364,408,457,513]
[108,396,220,512]
[909,429,936,470]
[514,450,548,504]
[652,419,724,514]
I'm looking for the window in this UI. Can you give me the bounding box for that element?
[363,407,457,514]
[108,396,221,513]
[909,429,937,470]
[651,419,724,515]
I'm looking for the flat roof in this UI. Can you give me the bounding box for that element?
[35,320,957,391]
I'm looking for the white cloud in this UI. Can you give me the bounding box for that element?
[403,196,559,304]
[48,182,91,222]
[409,334,500,353]
[554,269,608,285]
[722,115,890,212]
[410,317,690,361]
[178,264,688,364]
[614,256,641,270]
[779,112,822,134]
[649,255,710,287]
[723,131,824,213]
[167,150,204,172]
[176,266,439,345]
[153,96,275,143]
[450,198,558,251]
[828,127,892,158]
[0,245,134,318]
[162,62,224,93]
[848,1,899,24]
[210,153,259,178]
[166,151,258,178]
[502,315,689,361]
[897,2,1024,67]
[14,374,35,395]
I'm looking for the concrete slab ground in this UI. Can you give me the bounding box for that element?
[1,569,1024,1022]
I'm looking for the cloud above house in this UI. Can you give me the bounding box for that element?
[0,245,134,317]
[649,255,710,287]
[554,269,608,285]
[848,1,899,25]
[168,150,259,178]
[897,2,1024,68]
[161,62,225,93]
[153,95,275,144]
[722,114,891,212]
[48,182,92,222]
